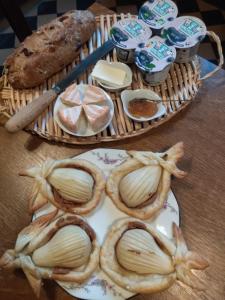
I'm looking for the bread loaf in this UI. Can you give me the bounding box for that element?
[5,10,96,89]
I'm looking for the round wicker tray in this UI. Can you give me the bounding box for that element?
[0,14,223,144]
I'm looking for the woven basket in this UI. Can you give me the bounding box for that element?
[0,14,223,144]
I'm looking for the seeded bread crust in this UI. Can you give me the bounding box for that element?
[5,10,96,89]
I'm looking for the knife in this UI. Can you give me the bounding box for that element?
[5,39,115,133]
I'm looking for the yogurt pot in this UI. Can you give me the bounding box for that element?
[161,16,207,63]
[135,36,176,85]
[139,0,178,35]
[110,16,152,64]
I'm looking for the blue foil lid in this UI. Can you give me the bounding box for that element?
[110,17,152,50]
[139,0,178,29]
[135,36,176,72]
[161,16,207,48]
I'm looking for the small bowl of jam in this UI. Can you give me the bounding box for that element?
[121,89,166,122]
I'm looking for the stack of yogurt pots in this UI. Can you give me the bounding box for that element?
[110,0,208,86]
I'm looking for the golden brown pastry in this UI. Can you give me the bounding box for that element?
[106,142,186,219]
[19,158,105,214]
[100,218,209,294]
[0,211,100,298]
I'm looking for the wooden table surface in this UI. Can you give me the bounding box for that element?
[0,3,225,300]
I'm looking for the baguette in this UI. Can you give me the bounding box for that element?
[5,10,96,89]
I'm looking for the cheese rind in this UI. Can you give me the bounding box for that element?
[60,83,82,106]
[58,83,111,134]
[58,106,82,131]
[83,104,110,131]
[83,85,105,104]
[91,62,126,86]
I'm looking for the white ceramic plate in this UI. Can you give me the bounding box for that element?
[53,84,114,137]
[92,60,133,91]
[121,89,166,122]
[34,148,179,300]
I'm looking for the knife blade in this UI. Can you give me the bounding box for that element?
[5,39,115,133]
[54,39,115,93]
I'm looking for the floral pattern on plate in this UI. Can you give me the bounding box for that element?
[35,148,180,300]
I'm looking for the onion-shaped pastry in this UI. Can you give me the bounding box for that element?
[0,211,100,297]
[106,142,186,219]
[20,158,105,214]
[100,218,209,294]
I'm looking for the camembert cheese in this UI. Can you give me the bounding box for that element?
[83,85,105,104]
[58,84,110,133]
[58,106,82,131]
[60,83,82,106]
[83,104,109,131]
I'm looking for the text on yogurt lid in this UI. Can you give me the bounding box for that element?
[139,0,178,29]
[161,16,207,48]
[110,17,152,50]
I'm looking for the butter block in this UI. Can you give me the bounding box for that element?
[91,61,126,86]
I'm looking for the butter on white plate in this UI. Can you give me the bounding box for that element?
[91,60,126,87]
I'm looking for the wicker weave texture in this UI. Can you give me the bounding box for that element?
[0,14,202,144]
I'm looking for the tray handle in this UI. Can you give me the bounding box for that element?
[0,76,10,125]
[0,106,10,125]
[200,31,224,81]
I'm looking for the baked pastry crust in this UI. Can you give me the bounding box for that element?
[100,218,209,294]
[0,211,100,297]
[106,142,186,219]
[20,158,105,214]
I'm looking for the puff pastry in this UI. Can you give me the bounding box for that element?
[20,158,105,214]
[100,218,209,294]
[106,142,186,219]
[0,211,100,297]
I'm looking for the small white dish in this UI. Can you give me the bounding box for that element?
[121,89,166,122]
[92,60,132,91]
[54,84,114,137]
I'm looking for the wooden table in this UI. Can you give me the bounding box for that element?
[0,3,225,300]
